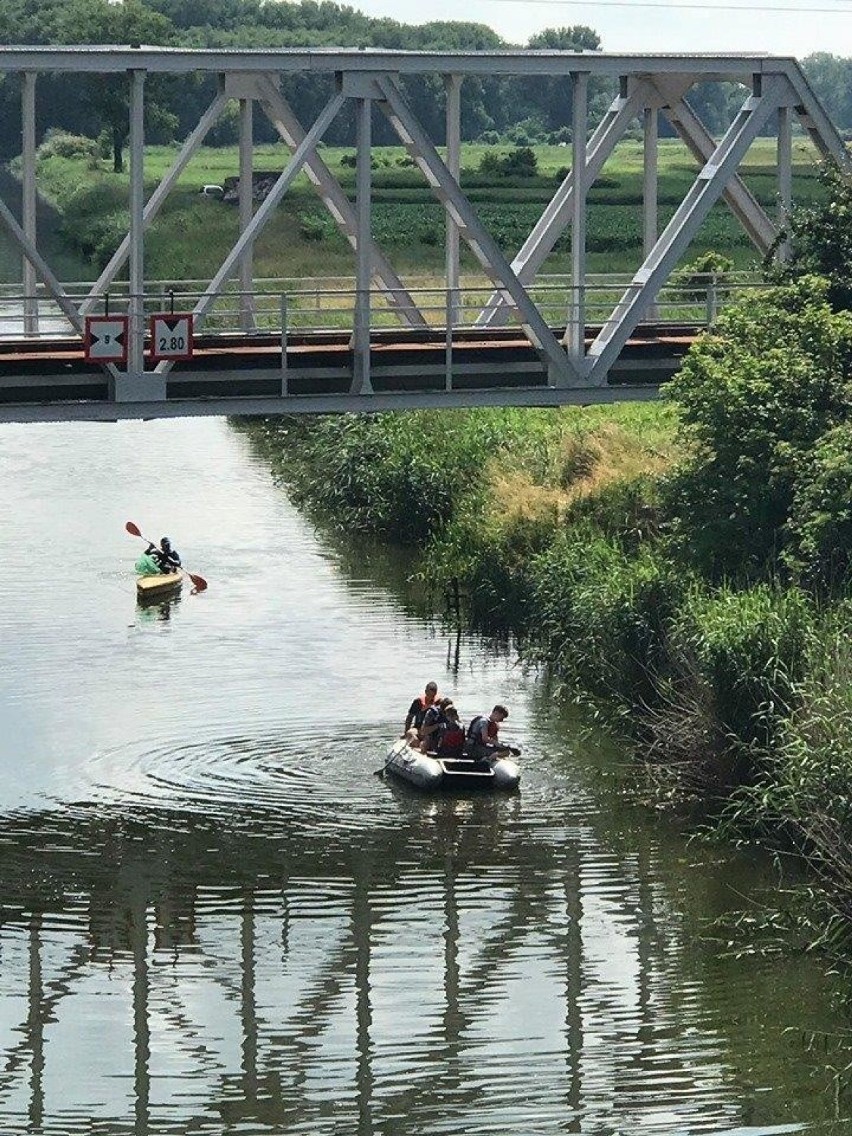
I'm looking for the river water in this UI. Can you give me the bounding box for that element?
[0,415,849,1136]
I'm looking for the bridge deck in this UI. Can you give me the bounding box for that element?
[0,323,699,421]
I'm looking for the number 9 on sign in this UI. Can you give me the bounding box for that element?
[149,313,194,361]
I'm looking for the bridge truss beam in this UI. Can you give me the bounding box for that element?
[0,48,848,417]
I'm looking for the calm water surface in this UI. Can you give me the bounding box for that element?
[0,417,850,1135]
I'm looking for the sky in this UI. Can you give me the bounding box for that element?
[349,0,851,58]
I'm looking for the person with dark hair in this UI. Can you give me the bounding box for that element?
[147,536,181,574]
[466,704,510,760]
[419,697,455,753]
[403,681,439,745]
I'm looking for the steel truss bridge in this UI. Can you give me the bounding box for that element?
[0,47,849,422]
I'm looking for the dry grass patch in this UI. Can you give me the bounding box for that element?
[486,407,681,527]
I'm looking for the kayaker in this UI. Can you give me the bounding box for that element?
[436,705,466,759]
[403,681,439,744]
[466,704,510,760]
[147,536,182,574]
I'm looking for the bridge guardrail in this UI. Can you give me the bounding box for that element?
[0,272,764,344]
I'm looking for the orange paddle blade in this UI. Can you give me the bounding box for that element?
[125,521,142,538]
[188,572,208,593]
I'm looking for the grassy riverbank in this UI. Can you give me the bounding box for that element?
[238,272,852,949]
[23,136,822,279]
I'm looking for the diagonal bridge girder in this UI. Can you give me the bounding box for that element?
[652,76,778,253]
[475,73,784,331]
[475,81,650,330]
[80,89,230,317]
[79,74,428,330]
[252,75,427,330]
[153,88,348,377]
[375,73,582,388]
[586,76,788,384]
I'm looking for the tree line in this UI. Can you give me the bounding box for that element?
[0,0,849,164]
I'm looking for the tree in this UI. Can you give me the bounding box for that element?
[513,27,611,135]
[662,277,852,580]
[801,53,852,135]
[770,162,852,314]
[526,26,600,51]
[52,0,177,171]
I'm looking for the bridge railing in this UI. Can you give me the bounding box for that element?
[0,272,764,343]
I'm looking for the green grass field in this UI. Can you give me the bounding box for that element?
[30,135,822,283]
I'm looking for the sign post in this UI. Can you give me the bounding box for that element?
[84,315,128,365]
[149,313,194,362]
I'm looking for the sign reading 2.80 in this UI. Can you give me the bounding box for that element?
[149,314,194,361]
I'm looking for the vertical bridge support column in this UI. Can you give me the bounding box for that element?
[444,74,462,332]
[21,71,37,337]
[643,101,659,321]
[352,94,372,394]
[777,104,793,262]
[239,97,257,331]
[564,71,588,374]
[128,68,146,376]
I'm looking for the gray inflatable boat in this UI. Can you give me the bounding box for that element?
[382,739,520,792]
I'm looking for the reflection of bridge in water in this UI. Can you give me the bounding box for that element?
[0,795,802,1132]
[0,47,849,421]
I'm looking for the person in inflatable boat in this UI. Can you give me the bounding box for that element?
[403,681,439,745]
[466,704,511,760]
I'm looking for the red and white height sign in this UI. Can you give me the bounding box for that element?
[149,313,194,362]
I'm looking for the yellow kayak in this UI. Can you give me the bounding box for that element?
[136,571,183,599]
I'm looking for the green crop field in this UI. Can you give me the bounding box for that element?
[28,135,822,282]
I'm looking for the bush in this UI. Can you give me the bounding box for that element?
[37,131,98,161]
[502,146,538,177]
[669,584,812,758]
[299,214,326,242]
[526,532,685,706]
[731,606,852,933]
[427,498,553,632]
[57,181,129,266]
[671,250,734,302]
[771,606,852,838]
[477,146,539,179]
[252,410,525,545]
[770,162,852,313]
[785,423,852,589]
[565,476,661,553]
[478,150,503,176]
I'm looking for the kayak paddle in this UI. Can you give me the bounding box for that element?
[125,520,208,592]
